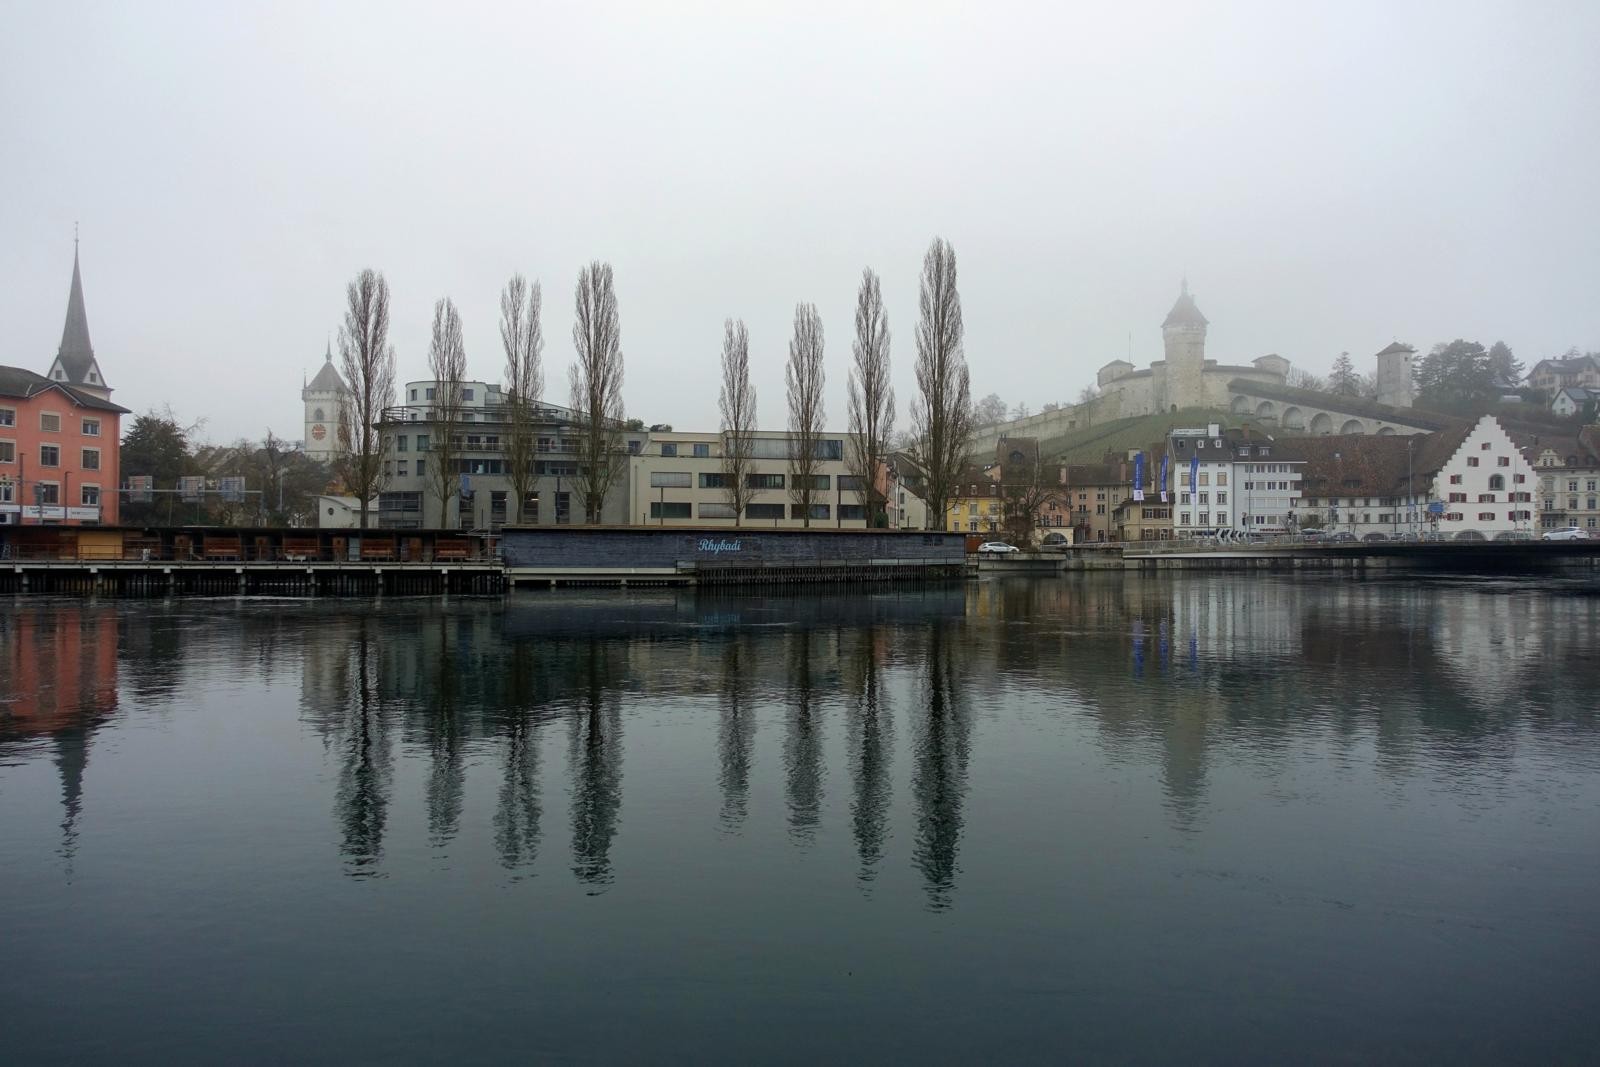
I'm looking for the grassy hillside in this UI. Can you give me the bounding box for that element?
[1038,408,1248,463]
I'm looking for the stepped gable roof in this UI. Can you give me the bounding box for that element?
[1162,280,1208,329]
[306,344,348,393]
[55,246,98,384]
[1223,377,1454,430]
[1284,427,1471,498]
[0,364,129,413]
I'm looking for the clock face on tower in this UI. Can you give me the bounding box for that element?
[311,424,327,441]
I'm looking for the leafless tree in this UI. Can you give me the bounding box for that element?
[501,274,544,525]
[1286,367,1326,392]
[786,303,827,527]
[847,268,894,527]
[426,297,468,528]
[1000,448,1055,545]
[336,269,397,528]
[718,318,757,524]
[912,238,974,529]
[569,262,626,524]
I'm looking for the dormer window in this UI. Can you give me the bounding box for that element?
[88,371,97,383]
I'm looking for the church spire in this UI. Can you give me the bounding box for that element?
[58,242,94,366]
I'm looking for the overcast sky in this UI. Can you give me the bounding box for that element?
[4,1,1598,445]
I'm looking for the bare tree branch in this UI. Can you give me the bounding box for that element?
[718,318,757,524]
[426,296,468,528]
[786,303,826,527]
[501,274,544,525]
[912,238,973,528]
[847,267,894,527]
[569,261,626,524]
[336,268,396,528]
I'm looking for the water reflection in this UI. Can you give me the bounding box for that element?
[845,627,893,889]
[911,620,972,909]
[4,577,1599,901]
[0,605,119,878]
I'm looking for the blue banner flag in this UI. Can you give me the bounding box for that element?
[1160,455,1170,503]
[1132,452,1146,502]
[1190,453,1200,492]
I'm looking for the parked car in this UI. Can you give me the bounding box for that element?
[1541,527,1589,542]
[977,541,1021,554]
[1361,532,1389,543]
[1327,532,1358,543]
[1299,530,1327,543]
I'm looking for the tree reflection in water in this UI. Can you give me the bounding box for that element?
[716,634,756,832]
[333,618,394,879]
[844,625,893,890]
[783,628,825,846]
[568,638,623,891]
[911,619,972,911]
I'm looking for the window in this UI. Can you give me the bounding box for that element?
[1180,512,1190,525]
[415,459,426,478]
[649,501,692,519]
[1217,492,1228,505]
[1217,473,1228,486]
[555,492,571,524]
[698,502,737,519]
[791,504,830,520]
[40,412,61,433]
[746,473,784,490]
[396,461,408,477]
[409,389,417,402]
[838,475,866,492]
[1478,512,1495,521]
[426,387,436,400]
[1515,474,1526,484]
[838,504,866,521]
[1497,456,1510,467]
[1449,492,1467,503]
[628,440,642,455]
[1488,475,1504,490]
[650,471,692,488]
[0,480,12,503]
[1588,481,1597,492]
[37,482,60,505]
[397,436,408,452]
[81,448,100,470]
[1481,442,1491,450]
[81,418,100,437]
[1569,480,1580,492]
[39,445,60,467]
[416,434,430,451]
[1180,492,1191,505]
[746,502,785,520]
[692,443,711,458]
[1198,512,1209,525]
[81,485,99,506]
[1199,472,1210,486]
[1198,493,1209,505]
[0,441,13,463]
[0,408,13,427]
[699,472,727,489]
[538,436,554,453]
[1467,457,1479,467]
[1478,494,1496,503]
[661,443,678,457]
[1450,474,1463,484]
[463,388,475,402]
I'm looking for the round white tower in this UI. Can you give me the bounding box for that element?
[1161,279,1209,411]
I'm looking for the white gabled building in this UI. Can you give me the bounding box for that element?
[1167,424,1303,536]
[1292,415,1538,541]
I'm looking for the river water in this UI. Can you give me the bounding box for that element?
[3,575,1599,1064]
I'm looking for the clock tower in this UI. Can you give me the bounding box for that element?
[302,342,348,462]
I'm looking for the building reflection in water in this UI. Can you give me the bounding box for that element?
[16,577,1589,896]
[0,604,119,879]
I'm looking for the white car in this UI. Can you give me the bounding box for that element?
[977,541,1021,554]
[1541,527,1589,542]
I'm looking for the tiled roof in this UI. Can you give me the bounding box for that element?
[0,364,130,413]
[1282,428,1471,498]
[1162,284,1208,328]
[54,247,99,386]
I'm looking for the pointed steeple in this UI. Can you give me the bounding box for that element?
[1162,278,1208,330]
[58,243,95,369]
[49,239,111,397]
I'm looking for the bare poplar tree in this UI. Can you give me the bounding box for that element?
[912,238,974,529]
[718,318,757,524]
[568,262,626,524]
[336,268,397,528]
[425,297,468,528]
[786,303,826,527]
[847,268,894,527]
[501,274,544,525]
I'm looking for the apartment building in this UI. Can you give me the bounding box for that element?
[376,380,649,529]
[1528,427,1600,532]
[1166,425,1302,535]
[628,429,870,527]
